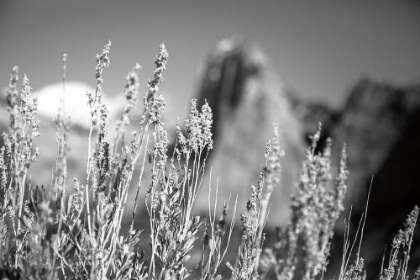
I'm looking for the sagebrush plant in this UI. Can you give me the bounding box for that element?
[0,41,418,280]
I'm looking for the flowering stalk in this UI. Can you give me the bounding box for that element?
[229,124,283,280]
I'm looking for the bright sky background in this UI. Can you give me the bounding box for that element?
[1,0,419,120]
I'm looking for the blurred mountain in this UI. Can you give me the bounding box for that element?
[290,77,420,279]
[192,37,420,278]
[316,79,420,279]
[190,35,306,227]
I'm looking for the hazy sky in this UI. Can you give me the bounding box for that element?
[1,0,419,118]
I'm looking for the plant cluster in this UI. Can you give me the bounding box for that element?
[0,42,418,280]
